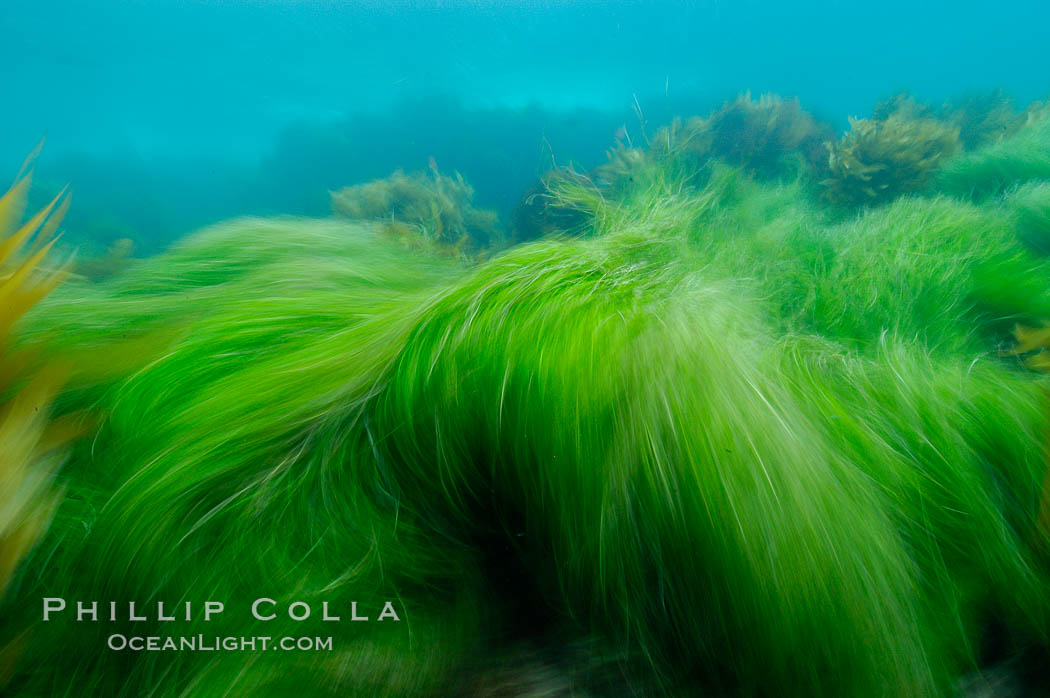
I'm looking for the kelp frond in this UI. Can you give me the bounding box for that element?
[0,167,72,596]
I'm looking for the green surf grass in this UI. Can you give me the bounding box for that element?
[938,112,1050,200]
[4,136,1050,696]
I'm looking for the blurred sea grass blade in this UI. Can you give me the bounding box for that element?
[13,139,44,183]
[0,176,31,247]
[0,164,73,599]
[0,187,67,267]
[938,111,1050,199]
[0,365,67,595]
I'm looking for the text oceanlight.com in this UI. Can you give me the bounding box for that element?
[107,635,333,652]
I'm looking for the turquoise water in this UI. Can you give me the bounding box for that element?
[2,0,1048,247]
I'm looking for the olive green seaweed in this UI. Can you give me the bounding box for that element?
[873,90,1022,150]
[650,92,832,179]
[822,115,960,207]
[330,165,502,255]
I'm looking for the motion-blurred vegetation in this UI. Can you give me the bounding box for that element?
[7,86,1050,697]
[0,161,71,604]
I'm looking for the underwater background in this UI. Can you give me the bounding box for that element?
[1,0,1048,251]
[6,1,1050,696]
